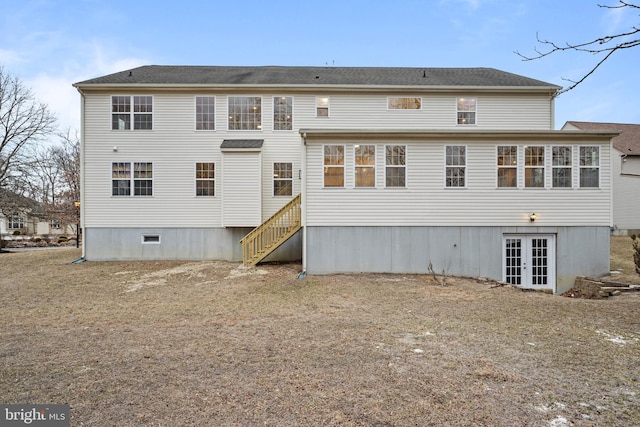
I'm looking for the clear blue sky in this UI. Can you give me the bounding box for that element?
[1,0,638,132]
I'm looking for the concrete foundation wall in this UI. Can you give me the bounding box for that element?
[305,226,610,294]
[84,227,302,262]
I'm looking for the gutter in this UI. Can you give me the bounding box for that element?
[75,86,86,259]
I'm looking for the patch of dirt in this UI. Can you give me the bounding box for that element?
[1,248,639,426]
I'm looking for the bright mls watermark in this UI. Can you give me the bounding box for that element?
[1,405,69,426]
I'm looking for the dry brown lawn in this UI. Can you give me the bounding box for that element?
[1,239,639,426]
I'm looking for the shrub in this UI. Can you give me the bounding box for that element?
[57,235,69,243]
[12,230,21,236]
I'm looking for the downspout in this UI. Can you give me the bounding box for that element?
[75,87,86,260]
[301,132,308,276]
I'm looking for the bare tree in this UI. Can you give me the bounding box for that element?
[515,1,640,95]
[49,129,80,229]
[0,67,57,187]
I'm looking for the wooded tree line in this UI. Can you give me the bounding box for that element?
[0,66,79,232]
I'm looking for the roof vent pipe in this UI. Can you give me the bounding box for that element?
[422,70,426,78]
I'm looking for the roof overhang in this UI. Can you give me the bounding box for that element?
[299,129,619,142]
[220,139,264,152]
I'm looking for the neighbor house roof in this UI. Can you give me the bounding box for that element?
[74,65,560,91]
[564,121,640,155]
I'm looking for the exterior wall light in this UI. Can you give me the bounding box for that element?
[530,213,536,222]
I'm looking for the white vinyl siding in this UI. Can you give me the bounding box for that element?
[222,151,261,227]
[305,138,611,227]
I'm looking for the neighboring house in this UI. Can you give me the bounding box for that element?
[562,121,640,235]
[73,66,617,294]
[0,188,76,237]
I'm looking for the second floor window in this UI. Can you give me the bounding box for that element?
[316,97,329,117]
[388,97,421,110]
[195,96,215,130]
[228,96,261,130]
[273,97,293,130]
[112,162,153,196]
[445,145,466,187]
[112,96,153,130]
[552,146,572,188]
[457,97,476,125]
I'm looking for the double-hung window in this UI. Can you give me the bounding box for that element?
[273,162,293,196]
[316,97,329,117]
[195,162,215,196]
[524,146,545,188]
[580,146,599,187]
[273,97,293,130]
[385,145,406,187]
[445,145,466,187]
[195,96,215,130]
[552,146,572,188]
[323,145,344,187]
[112,162,153,196]
[111,96,153,130]
[457,97,476,125]
[497,146,517,188]
[355,145,376,187]
[228,96,262,130]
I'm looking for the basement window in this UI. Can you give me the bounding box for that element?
[142,234,161,244]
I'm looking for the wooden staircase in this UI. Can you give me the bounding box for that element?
[240,194,301,266]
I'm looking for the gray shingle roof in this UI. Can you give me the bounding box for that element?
[220,139,264,150]
[74,65,559,89]
[565,121,640,155]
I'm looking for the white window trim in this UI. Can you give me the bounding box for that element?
[456,96,477,126]
[496,145,519,189]
[194,161,216,197]
[111,161,154,197]
[227,95,263,131]
[579,145,601,189]
[444,145,467,188]
[111,95,154,131]
[273,96,294,131]
[551,146,573,189]
[353,144,377,189]
[316,96,330,118]
[384,144,407,189]
[322,144,345,188]
[523,145,546,189]
[387,97,422,110]
[272,162,294,196]
[194,96,216,131]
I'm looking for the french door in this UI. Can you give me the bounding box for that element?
[503,234,555,291]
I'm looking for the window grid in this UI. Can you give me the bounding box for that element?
[355,145,376,188]
[580,146,600,187]
[273,97,293,131]
[8,215,24,229]
[457,97,476,125]
[505,238,522,285]
[112,162,152,196]
[323,145,344,187]
[552,146,572,188]
[195,162,215,196]
[445,145,466,187]
[195,97,215,130]
[524,146,545,188]
[273,162,293,196]
[385,145,406,188]
[228,96,262,130]
[111,96,152,130]
[497,146,517,188]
